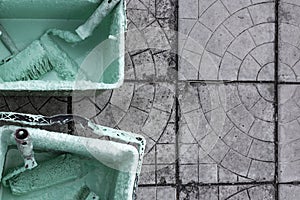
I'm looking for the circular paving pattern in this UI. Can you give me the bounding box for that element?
[279,2,300,82]
[72,82,176,185]
[180,1,275,81]
[125,0,176,81]
[179,83,274,183]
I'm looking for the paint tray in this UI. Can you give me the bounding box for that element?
[0,112,145,200]
[0,0,126,94]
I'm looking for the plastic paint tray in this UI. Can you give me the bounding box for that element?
[0,0,126,94]
[0,112,145,200]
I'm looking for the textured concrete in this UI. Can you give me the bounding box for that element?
[279,85,300,182]
[179,0,275,81]
[279,185,300,200]
[126,0,177,82]
[180,185,275,200]
[278,1,300,196]
[178,83,275,184]
[279,1,300,82]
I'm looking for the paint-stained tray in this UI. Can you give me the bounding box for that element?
[0,0,125,94]
[0,112,145,200]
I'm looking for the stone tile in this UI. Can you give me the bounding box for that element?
[206,25,234,57]
[279,185,300,200]
[180,185,275,200]
[95,104,126,128]
[153,51,177,81]
[221,150,252,177]
[220,185,275,200]
[179,183,199,200]
[142,21,171,51]
[179,1,275,81]
[228,31,256,60]
[156,0,175,19]
[72,97,99,119]
[157,144,176,164]
[223,9,253,37]
[279,85,300,182]
[248,3,275,24]
[180,165,198,184]
[152,83,175,112]
[139,165,156,185]
[143,140,156,165]
[251,43,275,66]
[157,123,176,144]
[179,144,198,164]
[249,23,275,45]
[156,187,176,200]
[131,83,155,112]
[199,1,230,31]
[131,50,156,81]
[178,19,197,56]
[199,50,221,80]
[126,47,176,82]
[279,2,300,82]
[179,50,201,80]
[199,164,218,183]
[141,108,172,141]
[198,186,218,200]
[157,164,176,184]
[178,83,275,183]
[179,0,198,19]
[136,187,156,200]
[126,0,176,81]
[136,186,176,200]
[221,0,252,14]
[238,54,262,81]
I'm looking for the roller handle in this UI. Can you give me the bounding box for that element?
[0,24,19,55]
[75,0,121,40]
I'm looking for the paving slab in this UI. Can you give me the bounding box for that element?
[279,1,300,82]
[179,184,275,200]
[279,84,300,182]
[179,0,275,81]
[137,186,176,200]
[279,185,300,200]
[178,82,275,184]
[126,0,177,81]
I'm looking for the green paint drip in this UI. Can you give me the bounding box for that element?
[5,154,90,195]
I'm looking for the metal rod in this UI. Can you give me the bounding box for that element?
[14,129,37,170]
[0,24,19,55]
